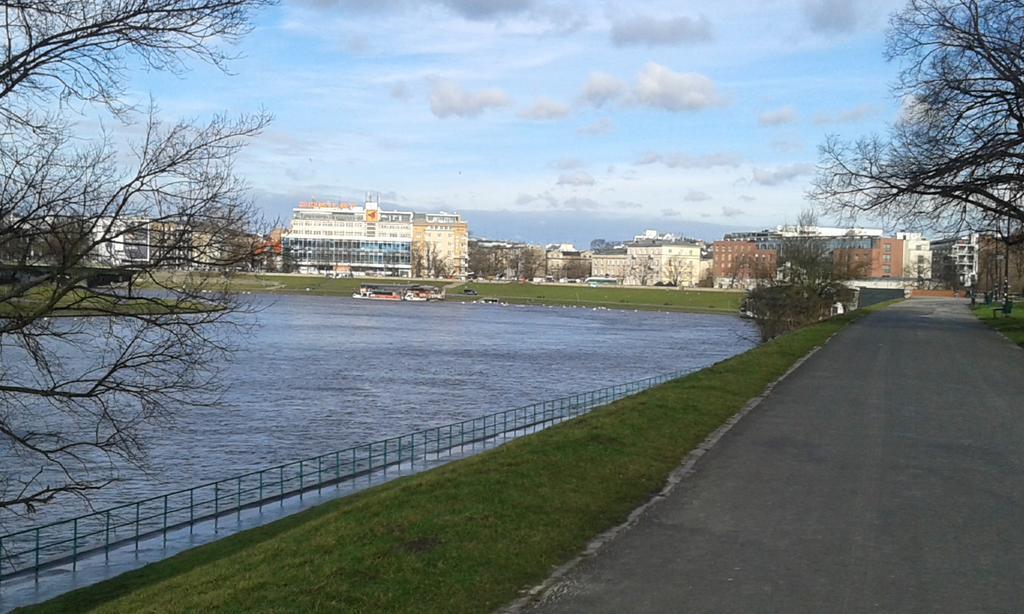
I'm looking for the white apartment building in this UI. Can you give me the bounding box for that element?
[896,231,932,280]
[625,240,702,286]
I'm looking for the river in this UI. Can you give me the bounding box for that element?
[1,294,757,533]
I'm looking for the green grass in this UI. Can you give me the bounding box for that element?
[447,282,743,313]
[972,304,1024,347]
[25,305,883,614]
[148,274,743,314]
[0,287,215,317]
[148,272,442,298]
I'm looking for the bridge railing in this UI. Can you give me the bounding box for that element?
[0,369,686,584]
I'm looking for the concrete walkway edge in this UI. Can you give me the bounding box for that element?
[499,334,836,613]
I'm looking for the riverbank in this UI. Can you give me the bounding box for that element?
[25,305,884,613]
[148,273,744,314]
[447,282,742,313]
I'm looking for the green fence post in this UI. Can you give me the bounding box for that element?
[335,451,341,483]
[162,494,168,545]
[35,527,40,572]
[214,482,220,528]
[105,510,111,561]
[299,460,304,500]
[383,441,388,476]
[398,436,403,470]
[72,518,78,571]
[190,489,194,533]
[259,472,264,511]
[279,466,284,502]
[410,437,415,468]
[318,456,323,494]
[135,502,140,551]
[237,477,242,521]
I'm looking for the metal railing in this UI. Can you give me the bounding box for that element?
[0,369,686,585]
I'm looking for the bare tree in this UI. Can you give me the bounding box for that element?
[627,255,655,286]
[563,257,591,281]
[516,246,545,280]
[664,256,694,287]
[777,210,833,286]
[0,0,271,515]
[812,0,1024,239]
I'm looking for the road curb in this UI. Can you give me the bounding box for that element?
[498,338,833,613]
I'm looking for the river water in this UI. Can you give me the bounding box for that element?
[1,294,757,533]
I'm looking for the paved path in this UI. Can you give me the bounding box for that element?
[528,299,1024,614]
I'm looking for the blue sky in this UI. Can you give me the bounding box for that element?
[127,0,908,245]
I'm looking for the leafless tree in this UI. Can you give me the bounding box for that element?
[812,0,1024,239]
[515,246,545,280]
[777,210,833,286]
[664,256,694,287]
[0,0,272,516]
[627,253,656,286]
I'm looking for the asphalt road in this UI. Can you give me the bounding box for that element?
[527,299,1024,614]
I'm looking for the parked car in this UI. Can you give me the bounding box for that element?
[463,288,479,295]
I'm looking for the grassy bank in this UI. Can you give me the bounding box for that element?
[149,273,744,314]
[148,272,439,297]
[26,305,880,613]
[0,287,216,317]
[972,304,1024,347]
[447,282,743,313]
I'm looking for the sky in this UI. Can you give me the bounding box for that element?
[125,0,909,246]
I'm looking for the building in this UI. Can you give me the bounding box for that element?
[711,241,778,288]
[896,232,932,281]
[545,244,592,280]
[831,237,905,279]
[624,240,702,286]
[931,234,979,287]
[412,212,469,278]
[283,197,468,278]
[591,248,630,281]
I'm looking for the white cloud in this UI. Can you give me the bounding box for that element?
[561,197,604,210]
[518,97,571,120]
[722,205,745,217]
[578,117,614,136]
[636,151,742,169]
[751,163,815,186]
[428,79,509,118]
[771,138,804,154]
[390,81,413,101]
[551,157,583,169]
[556,170,596,186]
[684,189,712,202]
[813,104,875,124]
[800,0,862,33]
[662,208,682,217]
[580,72,627,108]
[632,63,725,112]
[515,191,558,207]
[758,106,797,126]
[609,13,713,47]
[442,0,532,20]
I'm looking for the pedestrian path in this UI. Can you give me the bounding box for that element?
[528,299,1024,613]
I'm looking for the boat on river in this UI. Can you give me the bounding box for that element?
[352,284,445,302]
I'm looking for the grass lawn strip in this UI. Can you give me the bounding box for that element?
[972,304,1024,347]
[147,273,744,314]
[27,306,883,613]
